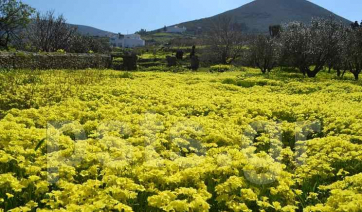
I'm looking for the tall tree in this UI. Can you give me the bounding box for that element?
[204,15,245,64]
[281,18,344,77]
[343,27,362,80]
[249,35,281,73]
[27,11,76,52]
[0,0,34,49]
[69,34,111,54]
[329,26,349,78]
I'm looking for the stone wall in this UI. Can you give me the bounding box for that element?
[0,52,112,70]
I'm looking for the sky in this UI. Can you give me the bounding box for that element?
[21,0,361,34]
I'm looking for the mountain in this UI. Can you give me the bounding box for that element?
[69,24,116,37]
[172,0,351,33]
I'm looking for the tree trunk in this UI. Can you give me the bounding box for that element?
[307,71,317,78]
[306,68,318,78]
[300,67,307,76]
[336,69,341,77]
[306,66,323,78]
[353,72,359,80]
[340,70,347,78]
[5,33,10,50]
[221,52,227,65]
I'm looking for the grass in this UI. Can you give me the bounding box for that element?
[142,32,196,45]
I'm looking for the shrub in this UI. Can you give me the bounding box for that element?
[236,80,257,88]
[140,66,168,72]
[222,78,276,88]
[56,49,66,54]
[15,51,29,57]
[113,57,123,63]
[139,65,189,73]
[210,65,233,72]
[169,66,189,73]
[138,61,163,68]
[119,72,134,79]
[222,78,237,85]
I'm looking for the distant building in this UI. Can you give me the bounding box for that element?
[110,34,145,48]
[166,26,187,33]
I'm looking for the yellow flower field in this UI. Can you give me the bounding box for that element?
[0,69,361,212]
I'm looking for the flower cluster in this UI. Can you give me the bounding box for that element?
[0,69,361,211]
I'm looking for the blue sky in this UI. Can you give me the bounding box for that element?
[22,0,361,34]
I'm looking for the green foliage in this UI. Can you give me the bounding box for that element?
[221,78,237,85]
[141,32,195,45]
[139,65,189,73]
[119,72,134,79]
[139,66,168,72]
[15,51,29,57]
[210,65,234,72]
[0,0,35,49]
[138,61,164,68]
[139,52,171,60]
[222,77,273,88]
[70,35,111,54]
[8,47,17,52]
[56,49,66,54]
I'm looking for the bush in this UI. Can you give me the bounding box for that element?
[15,51,29,57]
[170,66,190,73]
[139,65,190,73]
[222,78,237,85]
[119,72,134,79]
[113,57,123,63]
[222,78,277,88]
[112,57,123,70]
[56,49,66,54]
[236,80,257,88]
[210,65,233,72]
[140,66,167,72]
[138,61,164,68]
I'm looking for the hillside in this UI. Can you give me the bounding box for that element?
[69,24,116,37]
[172,0,351,33]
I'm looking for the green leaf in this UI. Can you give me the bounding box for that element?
[35,138,46,151]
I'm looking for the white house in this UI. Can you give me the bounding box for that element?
[166,26,187,33]
[110,34,145,48]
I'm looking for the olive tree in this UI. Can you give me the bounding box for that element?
[326,25,349,78]
[204,15,245,64]
[281,18,344,77]
[342,27,362,80]
[27,11,76,52]
[69,34,111,54]
[0,0,34,49]
[249,35,281,73]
